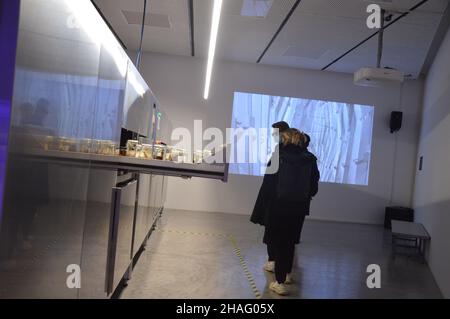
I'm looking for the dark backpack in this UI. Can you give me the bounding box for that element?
[276,154,313,203]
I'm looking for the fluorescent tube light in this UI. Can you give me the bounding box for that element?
[203,0,223,100]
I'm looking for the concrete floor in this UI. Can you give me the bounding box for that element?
[119,209,442,299]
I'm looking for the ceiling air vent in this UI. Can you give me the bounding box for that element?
[282,46,329,60]
[122,10,171,29]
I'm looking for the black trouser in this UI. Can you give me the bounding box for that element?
[267,242,296,284]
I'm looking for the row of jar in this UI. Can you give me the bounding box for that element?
[125,140,212,163]
[125,140,183,162]
[35,135,212,164]
[37,136,118,155]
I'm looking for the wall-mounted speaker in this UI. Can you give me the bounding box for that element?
[390,111,403,133]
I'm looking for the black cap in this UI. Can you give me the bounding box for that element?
[272,121,290,132]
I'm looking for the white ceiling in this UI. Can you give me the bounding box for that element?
[94,0,191,56]
[93,0,449,78]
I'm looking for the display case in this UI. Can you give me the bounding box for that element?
[0,0,228,299]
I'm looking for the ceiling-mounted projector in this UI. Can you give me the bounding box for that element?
[354,1,407,87]
[354,67,404,87]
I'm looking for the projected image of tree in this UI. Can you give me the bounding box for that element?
[230,92,374,186]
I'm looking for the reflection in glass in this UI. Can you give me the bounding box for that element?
[0,0,168,298]
[0,0,127,298]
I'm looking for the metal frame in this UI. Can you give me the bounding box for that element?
[135,0,148,69]
[392,233,429,263]
[105,185,122,294]
[0,0,21,221]
[105,177,138,295]
[188,0,195,57]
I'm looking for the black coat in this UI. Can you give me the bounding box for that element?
[250,144,320,245]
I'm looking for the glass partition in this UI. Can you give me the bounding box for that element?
[0,0,118,298]
[123,62,153,138]
[79,9,129,298]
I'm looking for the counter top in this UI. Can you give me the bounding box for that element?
[20,149,229,182]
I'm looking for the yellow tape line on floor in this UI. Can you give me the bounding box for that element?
[160,229,262,299]
[227,234,262,299]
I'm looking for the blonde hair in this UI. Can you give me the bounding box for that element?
[280,128,306,146]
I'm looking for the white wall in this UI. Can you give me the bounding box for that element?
[137,52,423,225]
[413,25,450,298]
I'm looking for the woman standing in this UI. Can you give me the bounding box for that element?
[251,128,320,296]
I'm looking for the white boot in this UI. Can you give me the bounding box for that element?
[263,261,275,272]
[269,281,289,296]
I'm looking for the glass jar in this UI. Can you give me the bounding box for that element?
[126,140,139,157]
[170,148,185,163]
[70,138,81,152]
[141,144,153,159]
[80,138,92,153]
[135,143,144,158]
[90,139,102,154]
[100,140,116,156]
[99,140,106,154]
[42,135,56,151]
[153,144,166,160]
[180,149,189,163]
[193,150,203,164]
[202,150,213,162]
[58,137,74,152]
[165,146,173,161]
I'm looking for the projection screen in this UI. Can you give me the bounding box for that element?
[230,91,374,186]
